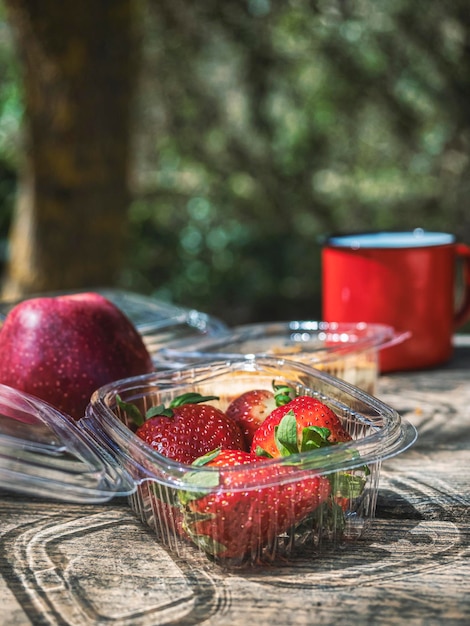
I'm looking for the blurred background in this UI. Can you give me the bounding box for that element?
[0,0,469,326]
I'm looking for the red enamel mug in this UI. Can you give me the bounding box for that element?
[321,230,470,372]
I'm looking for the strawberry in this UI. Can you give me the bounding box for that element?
[178,448,331,560]
[251,395,352,458]
[119,392,247,464]
[116,393,246,542]
[250,396,370,522]
[225,382,295,445]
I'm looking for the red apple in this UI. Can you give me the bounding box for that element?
[0,292,154,420]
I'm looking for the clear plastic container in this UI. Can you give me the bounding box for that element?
[0,288,228,365]
[0,357,417,567]
[159,321,411,395]
[87,357,415,567]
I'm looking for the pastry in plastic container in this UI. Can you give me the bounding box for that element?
[158,321,411,395]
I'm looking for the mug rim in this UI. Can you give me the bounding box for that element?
[326,229,455,249]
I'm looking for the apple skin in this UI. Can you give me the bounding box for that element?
[0,292,154,420]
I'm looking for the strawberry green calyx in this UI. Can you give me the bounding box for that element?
[178,451,222,507]
[182,530,227,557]
[313,468,370,532]
[169,392,220,408]
[272,381,295,407]
[255,411,332,458]
[145,392,220,419]
[115,391,220,425]
[191,448,222,467]
[312,500,346,533]
[115,394,145,426]
[331,471,368,501]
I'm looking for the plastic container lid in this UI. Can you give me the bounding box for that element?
[159,321,410,363]
[0,384,135,502]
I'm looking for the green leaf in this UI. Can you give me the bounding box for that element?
[300,426,331,451]
[254,446,273,458]
[191,448,222,467]
[178,468,221,505]
[181,508,215,527]
[272,381,295,406]
[331,472,367,499]
[115,394,145,427]
[275,411,300,456]
[311,500,346,533]
[182,527,228,556]
[331,447,370,476]
[145,403,173,418]
[169,392,219,408]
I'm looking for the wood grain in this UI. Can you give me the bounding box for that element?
[1,343,469,625]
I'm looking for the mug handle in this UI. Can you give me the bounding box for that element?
[454,243,470,328]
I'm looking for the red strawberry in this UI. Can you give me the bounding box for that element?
[249,397,369,519]
[251,395,352,458]
[179,448,331,560]
[225,382,294,445]
[129,392,247,464]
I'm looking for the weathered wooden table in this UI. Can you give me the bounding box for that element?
[1,339,469,625]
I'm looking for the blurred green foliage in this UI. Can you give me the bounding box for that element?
[0,1,20,262]
[1,0,470,325]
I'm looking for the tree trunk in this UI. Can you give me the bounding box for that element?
[1,0,139,298]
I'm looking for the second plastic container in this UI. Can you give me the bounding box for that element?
[159,321,410,394]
